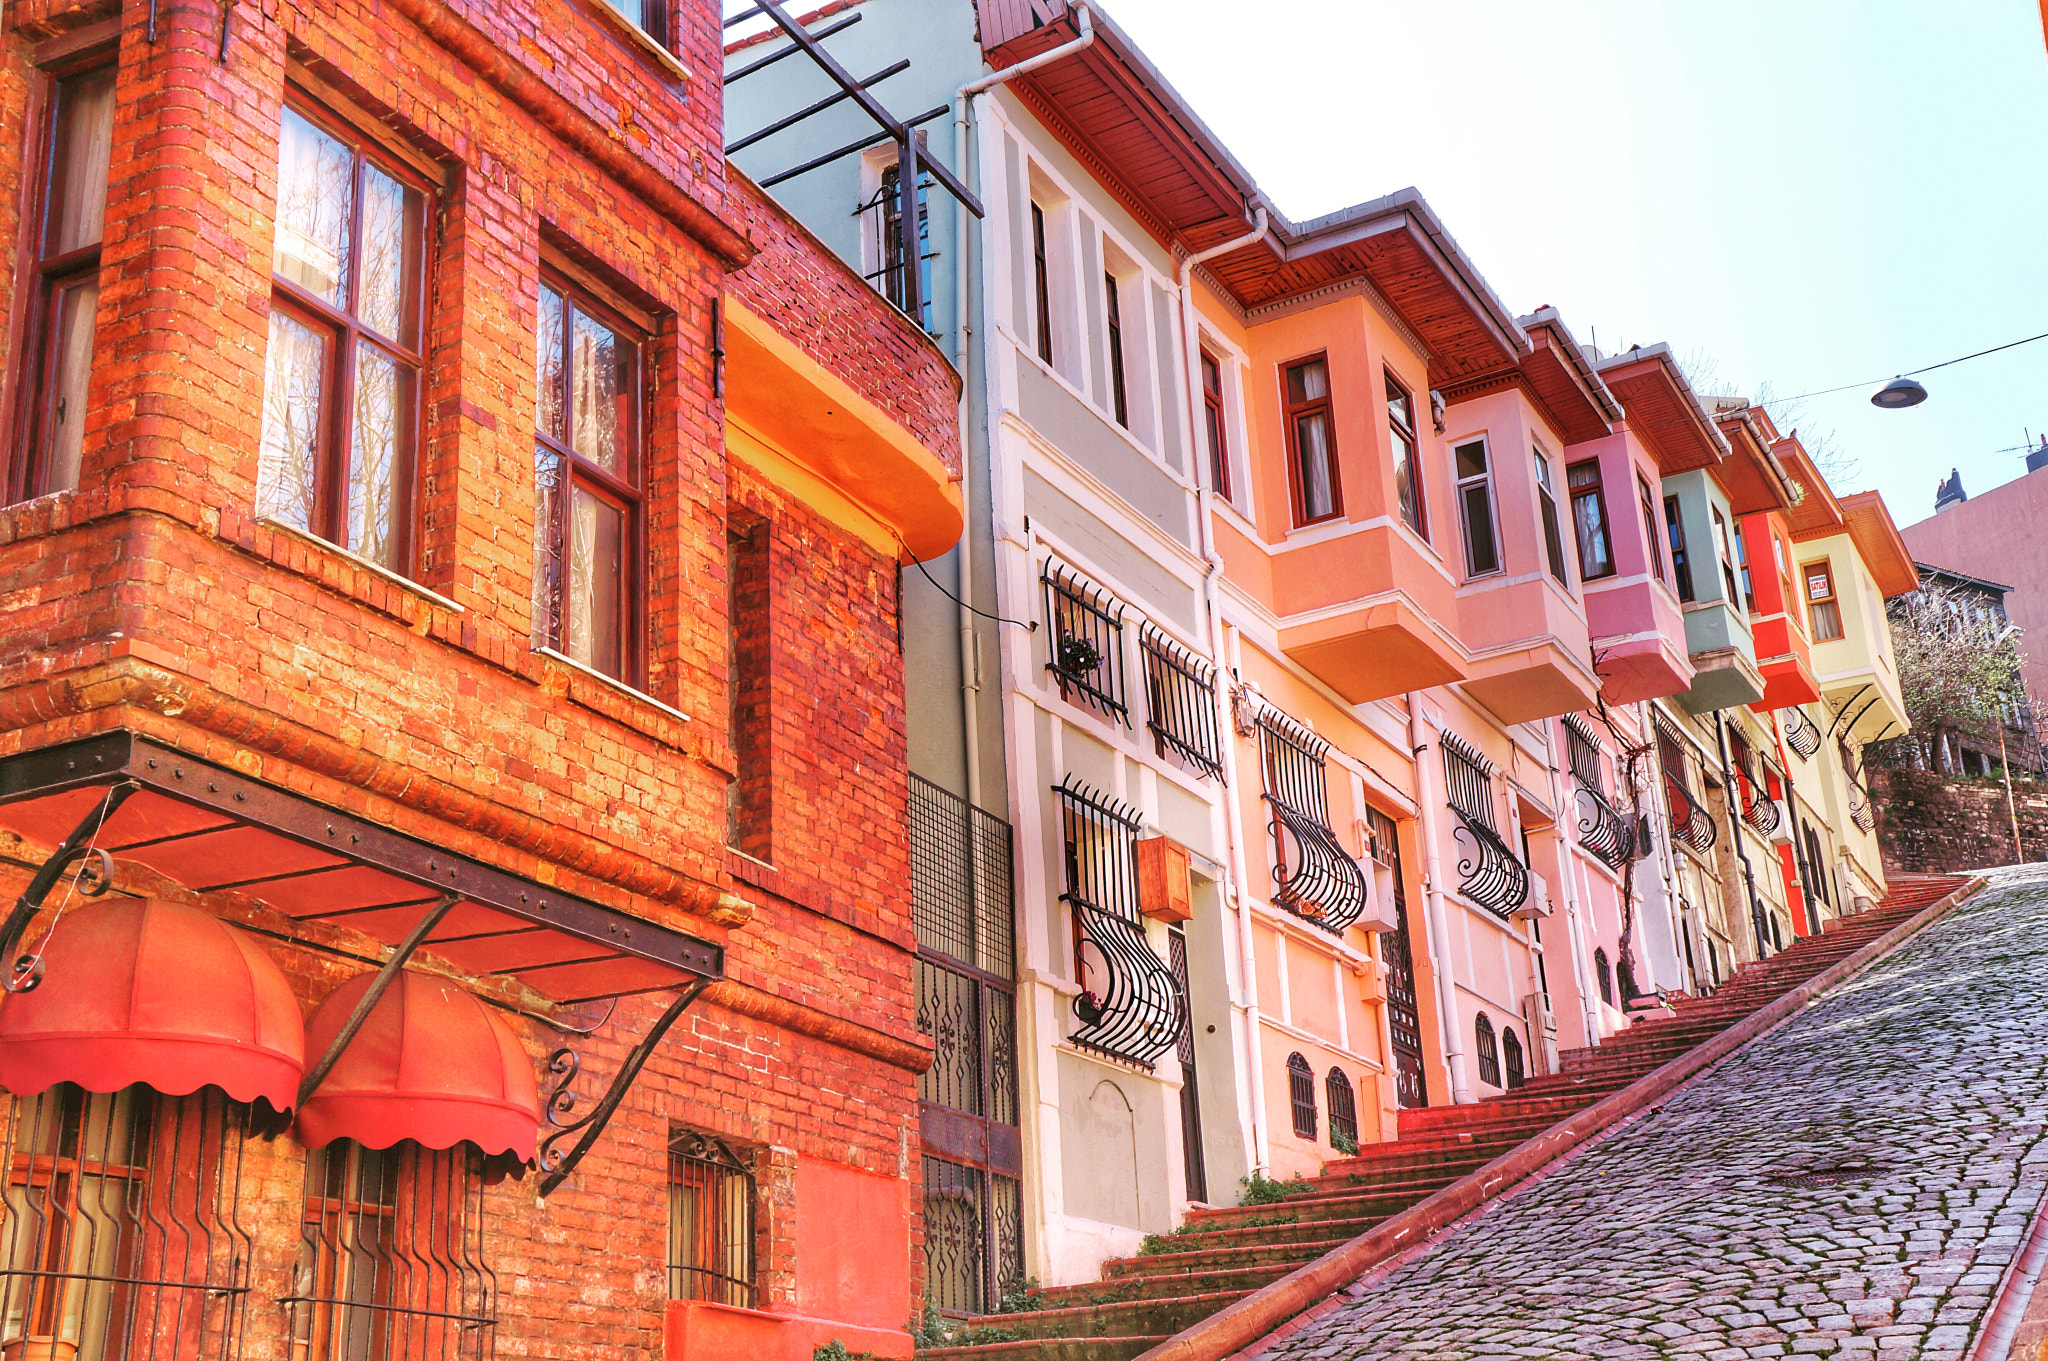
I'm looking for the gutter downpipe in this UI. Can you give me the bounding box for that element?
[1408,698,1473,1104]
[1175,205,1273,1169]
[951,5,1097,805]
[1542,722,1602,1054]
[1642,699,1689,992]
[1714,710,1770,961]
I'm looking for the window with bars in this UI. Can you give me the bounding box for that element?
[1441,735,1495,829]
[1285,1054,1316,1139]
[1564,716,1629,872]
[1657,720,1717,855]
[1257,710,1369,933]
[1594,949,1613,1006]
[1042,562,1128,725]
[1729,731,1782,836]
[1782,705,1822,759]
[1473,1014,1500,1087]
[1502,1026,1525,1088]
[667,1131,757,1309]
[864,164,932,332]
[1442,734,1527,915]
[283,1139,493,1361]
[1324,1069,1358,1151]
[1,1085,253,1361]
[922,1156,1023,1318]
[1141,625,1223,780]
[1056,779,1185,1068]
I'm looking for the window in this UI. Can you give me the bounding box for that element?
[1286,1053,1317,1139]
[1042,561,1128,725]
[1454,439,1499,576]
[1283,357,1341,525]
[1665,495,1694,603]
[1325,1069,1359,1151]
[1713,507,1741,607]
[1501,1026,1525,1089]
[1142,624,1223,780]
[668,1131,758,1308]
[260,99,431,571]
[1805,560,1843,642]
[1474,1014,1500,1087]
[598,0,667,42]
[1031,202,1053,367]
[12,63,114,502]
[1441,734,1495,830]
[1639,475,1665,584]
[1566,459,1614,581]
[286,1139,494,1361]
[1534,450,1569,585]
[1201,350,1230,501]
[728,511,771,860]
[1594,947,1613,1006]
[1104,272,1129,428]
[1387,372,1425,539]
[1057,778,1185,1068]
[1258,708,1370,932]
[873,164,932,331]
[1731,518,1756,613]
[533,275,643,682]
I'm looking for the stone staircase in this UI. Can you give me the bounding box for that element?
[918,876,1965,1361]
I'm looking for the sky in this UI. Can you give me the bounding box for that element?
[1091,0,2048,530]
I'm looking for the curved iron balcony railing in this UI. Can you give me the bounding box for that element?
[1449,806,1530,918]
[1066,902,1187,1067]
[1781,706,1822,760]
[1846,779,1876,833]
[1265,795,1371,934]
[1738,781,1782,837]
[1572,780,1632,872]
[1665,775,1718,854]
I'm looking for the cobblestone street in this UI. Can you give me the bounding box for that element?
[1259,870,2048,1361]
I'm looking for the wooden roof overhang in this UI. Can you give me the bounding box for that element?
[0,731,724,1007]
[1594,345,1727,476]
[1773,435,1845,539]
[1834,491,1920,597]
[1515,309,1621,444]
[1710,406,1797,516]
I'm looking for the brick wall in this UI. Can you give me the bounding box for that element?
[1871,768,2048,874]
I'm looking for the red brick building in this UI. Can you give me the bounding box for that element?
[0,0,960,1354]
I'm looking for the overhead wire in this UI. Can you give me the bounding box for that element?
[1774,329,2048,403]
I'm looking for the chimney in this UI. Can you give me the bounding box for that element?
[1935,468,1968,511]
[2029,437,2048,475]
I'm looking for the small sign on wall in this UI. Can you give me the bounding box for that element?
[1135,835,1193,923]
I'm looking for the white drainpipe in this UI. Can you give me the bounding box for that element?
[1408,697,1473,1104]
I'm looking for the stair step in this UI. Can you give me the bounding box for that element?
[936,1289,1252,1341]
[1022,1262,1295,1307]
[920,1336,1168,1361]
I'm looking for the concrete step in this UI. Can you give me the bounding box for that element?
[930,1289,1250,1342]
[920,1335,1167,1361]
[1022,1261,1295,1308]
[1101,1236,1348,1281]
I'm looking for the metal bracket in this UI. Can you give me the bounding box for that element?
[0,781,138,986]
[536,979,709,1198]
[295,894,457,1109]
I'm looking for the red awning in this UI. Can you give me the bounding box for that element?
[0,898,304,1111]
[295,970,541,1161]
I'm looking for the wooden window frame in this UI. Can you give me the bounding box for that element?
[1386,370,1426,540]
[262,90,436,574]
[1282,354,1342,527]
[1200,348,1230,502]
[1638,473,1666,584]
[1030,202,1053,368]
[1713,506,1741,607]
[1103,270,1128,428]
[1804,559,1843,642]
[1534,447,1569,586]
[1665,494,1694,603]
[7,39,118,506]
[1566,458,1615,582]
[533,268,648,685]
[1285,1052,1316,1139]
[1473,1013,1500,1087]
[1452,437,1500,578]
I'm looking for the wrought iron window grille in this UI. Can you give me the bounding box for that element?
[1564,716,1630,872]
[1140,625,1224,780]
[1440,732,1497,829]
[283,1138,495,1361]
[1781,705,1823,760]
[1594,948,1613,1006]
[1664,773,1718,855]
[1256,709,1371,934]
[1324,1069,1358,1150]
[858,164,935,332]
[1502,1026,1526,1089]
[1054,779,1186,1068]
[1441,734,1526,915]
[1839,740,1875,833]
[1041,562,1129,726]
[921,1156,1023,1318]
[1474,1014,1501,1087]
[0,1084,253,1361]
[667,1131,758,1309]
[1285,1054,1316,1139]
[1730,740,1782,837]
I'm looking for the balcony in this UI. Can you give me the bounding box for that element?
[1266,529,1467,703]
[1709,403,1810,710]
[1795,492,1917,746]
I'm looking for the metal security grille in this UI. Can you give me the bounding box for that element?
[920,1157,1022,1318]
[1440,735,1527,917]
[1257,710,1369,933]
[1365,807,1427,1109]
[1440,733,1495,828]
[1564,716,1629,871]
[1729,733,1782,836]
[1166,929,1207,1205]
[667,1132,756,1308]
[1474,1015,1500,1087]
[1324,1069,1358,1150]
[1041,562,1128,725]
[1141,625,1223,780]
[859,165,933,332]
[0,1084,252,1361]
[1502,1027,1526,1089]
[283,1140,494,1361]
[1782,705,1822,760]
[1840,740,1875,833]
[1285,1054,1316,1139]
[1657,720,1717,855]
[1056,779,1186,1067]
[1595,949,1613,1005]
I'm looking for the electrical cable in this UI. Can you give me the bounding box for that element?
[895,533,1037,629]
[1776,328,2048,403]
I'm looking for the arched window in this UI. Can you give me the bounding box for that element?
[1325,1068,1359,1152]
[1286,1053,1316,1138]
[1474,1013,1500,1087]
[1595,948,1614,1006]
[1502,1025,1526,1089]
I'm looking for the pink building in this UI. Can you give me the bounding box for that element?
[1902,452,2048,712]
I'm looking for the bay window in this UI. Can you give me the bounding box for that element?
[1386,372,1424,538]
[1453,438,1499,577]
[1639,475,1665,583]
[1566,459,1614,581]
[1534,450,1568,585]
[1284,356,1340,525]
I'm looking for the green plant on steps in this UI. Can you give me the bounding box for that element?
[813,1343,876,1361]
[1330,1126,1359,1156]
[993,1275,1044,1313]
[908,1296,950,1350]
[1238,1169,1310,1206]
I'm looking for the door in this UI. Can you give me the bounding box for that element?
[1367,807,1428,1108]
[1166,926,1207,1203]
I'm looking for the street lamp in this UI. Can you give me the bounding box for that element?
[1871,376,1928,409]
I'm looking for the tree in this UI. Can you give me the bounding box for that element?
[1872,575,2027,772]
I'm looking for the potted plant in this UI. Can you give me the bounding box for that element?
[1056,634,1101,676]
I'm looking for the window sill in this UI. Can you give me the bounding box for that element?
[257,518,465,615]
[534,647,693,751]
[580,0,693,85]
